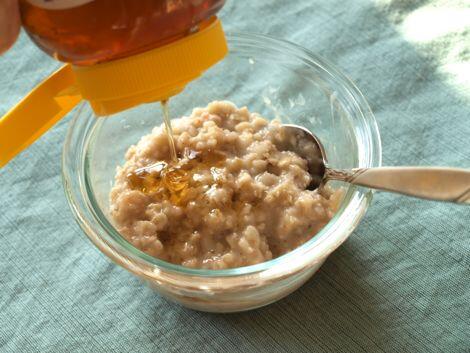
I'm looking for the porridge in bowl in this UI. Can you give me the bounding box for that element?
[110,101,342,269]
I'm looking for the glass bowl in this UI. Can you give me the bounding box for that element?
[62,33,381,312]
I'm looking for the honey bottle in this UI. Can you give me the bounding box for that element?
[0,0,227,167]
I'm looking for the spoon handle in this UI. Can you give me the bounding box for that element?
[326,167,470,204]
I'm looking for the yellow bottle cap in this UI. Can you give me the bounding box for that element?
[0,17,227,167]
[74,17,227,116]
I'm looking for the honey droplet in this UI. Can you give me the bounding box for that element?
[127,161,167,194]
[164,167,190,192]
[126,150,227,205]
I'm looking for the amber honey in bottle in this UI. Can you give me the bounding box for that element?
[19,0,225,65]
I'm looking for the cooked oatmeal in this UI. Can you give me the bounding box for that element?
[110,101,342,269]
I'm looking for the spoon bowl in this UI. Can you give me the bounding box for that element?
[280,124,327,190]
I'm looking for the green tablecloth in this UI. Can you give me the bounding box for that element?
[1,1,469,352]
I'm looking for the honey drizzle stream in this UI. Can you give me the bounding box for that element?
[126,99,227,205]
[161,99,177,162]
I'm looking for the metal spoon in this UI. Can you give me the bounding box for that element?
[280,124,470,204]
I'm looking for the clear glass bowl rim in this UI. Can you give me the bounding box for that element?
[63,32,382,279]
